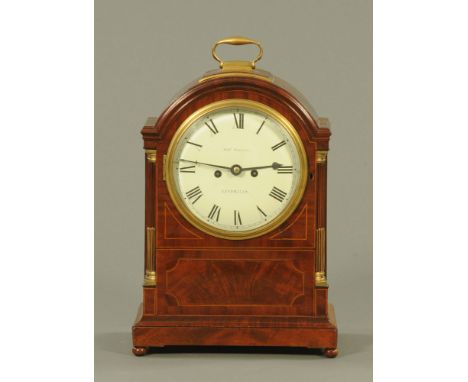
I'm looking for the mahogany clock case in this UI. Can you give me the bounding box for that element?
[132,69,337,356]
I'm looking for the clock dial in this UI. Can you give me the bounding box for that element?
[166,100,307,239]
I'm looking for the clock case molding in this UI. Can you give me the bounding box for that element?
[132,61,337,357]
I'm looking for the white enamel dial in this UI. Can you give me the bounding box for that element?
[166,100,307,239]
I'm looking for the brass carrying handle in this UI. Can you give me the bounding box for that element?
[211,36,263,69]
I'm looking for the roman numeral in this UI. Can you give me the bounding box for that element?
[277,165,293,174]
[208,204,221,221]
[185,186,203,204]
[271,140,286,151]
[179,165,196,173]
[269,186,287,202]
[187,141,202,148]
[234,210,242,225]
[234,113,244,129]
[205,119,218,134]
[257,205,267,217]
[256,118,267,134]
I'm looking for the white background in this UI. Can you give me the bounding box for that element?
[0,0,467,381]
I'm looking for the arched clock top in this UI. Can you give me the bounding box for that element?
[141,76,331,151]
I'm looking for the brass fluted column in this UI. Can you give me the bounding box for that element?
[143,149,157,287]
[315,150,328,287]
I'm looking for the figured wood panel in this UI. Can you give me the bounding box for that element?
[156,249,315,316]
[166,259,304,306]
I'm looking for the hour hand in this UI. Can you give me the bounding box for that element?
[179,159,231,170]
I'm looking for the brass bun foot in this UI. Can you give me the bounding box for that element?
[132,346,148,356]
[323,348,338,358]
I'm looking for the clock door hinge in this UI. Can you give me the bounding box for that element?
[163,154,167,181]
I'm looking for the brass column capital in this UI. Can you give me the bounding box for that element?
[145,149,157,163]
[316,151,328,164]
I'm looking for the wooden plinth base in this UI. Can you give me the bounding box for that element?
[132,304,338,357]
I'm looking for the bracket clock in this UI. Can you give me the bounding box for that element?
[132,37,338,357]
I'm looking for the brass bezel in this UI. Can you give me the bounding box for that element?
[165,99,308,240]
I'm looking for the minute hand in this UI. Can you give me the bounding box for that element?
[241,162,283,171]
[179,159,231,170]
